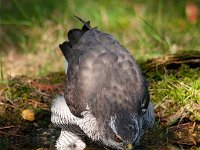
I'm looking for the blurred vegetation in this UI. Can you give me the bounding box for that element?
[1,0,200,59]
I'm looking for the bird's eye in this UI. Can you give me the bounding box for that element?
[114,135,122,143]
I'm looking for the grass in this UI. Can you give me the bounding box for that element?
[1,0,200,57]
[0,63,199,148]
[0,0,68,53]
[1,57,199,127]
[6,77,33,101]
[146,64,200,125]
[0,72,65,126]
[1,0,200,78]
[0,56,4,82]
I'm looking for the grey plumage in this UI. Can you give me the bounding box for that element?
[51,17,154,150]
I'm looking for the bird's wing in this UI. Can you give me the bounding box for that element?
[63,28,149,121]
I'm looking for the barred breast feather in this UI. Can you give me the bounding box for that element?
[51,96,102,141]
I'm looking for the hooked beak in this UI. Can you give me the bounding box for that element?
[123,143,133,150]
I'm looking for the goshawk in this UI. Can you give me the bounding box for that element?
[51,17,154,150]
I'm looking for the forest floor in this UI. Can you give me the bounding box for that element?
[0,51,199,150]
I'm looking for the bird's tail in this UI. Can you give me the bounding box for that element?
[59,16,91,61]
[74,15,91,31]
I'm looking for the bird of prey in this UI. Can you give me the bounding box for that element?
[51,16,154,150]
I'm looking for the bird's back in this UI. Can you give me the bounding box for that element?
[61,27,150,126]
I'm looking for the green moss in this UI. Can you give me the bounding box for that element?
[6,77,34,101]
[147,64,200,124]
[1,72,64,126]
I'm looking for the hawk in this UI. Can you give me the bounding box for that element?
[51,16,154,150]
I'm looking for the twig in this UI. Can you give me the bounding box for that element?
[191,121,196,132]
[0,130,22,137]
[0,125,16,130]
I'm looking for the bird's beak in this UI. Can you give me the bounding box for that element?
[123,143,133,150]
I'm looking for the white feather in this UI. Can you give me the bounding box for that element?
[56,130,86,150]
[51,96,101,149]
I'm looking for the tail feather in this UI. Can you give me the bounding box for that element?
[68,29,83,46]
[60,16,91,61]
[68,16,90,46]
[74,15,91,30]
[59,41,72,61]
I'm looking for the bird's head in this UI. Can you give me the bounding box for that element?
[100,110,140,150]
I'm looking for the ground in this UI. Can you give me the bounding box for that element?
[0,51,199,150]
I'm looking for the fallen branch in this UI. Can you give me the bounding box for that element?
[142,51,200,73]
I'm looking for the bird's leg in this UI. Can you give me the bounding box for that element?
[56,130,86,150]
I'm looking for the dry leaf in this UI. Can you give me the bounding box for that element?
[21,109,35,121]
